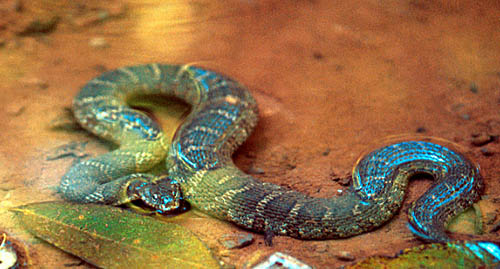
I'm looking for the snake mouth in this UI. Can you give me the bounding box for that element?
[128,192,190,215]
[127,198,190,216]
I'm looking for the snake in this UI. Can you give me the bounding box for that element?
[59,63,486,244]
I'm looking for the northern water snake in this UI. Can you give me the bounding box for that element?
[59,63,484,243]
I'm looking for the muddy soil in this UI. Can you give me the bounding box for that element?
[1,0,499,268]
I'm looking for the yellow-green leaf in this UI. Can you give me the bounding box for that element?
[447,203,483,235]
[347,241,500,268]
[11,201,220,269]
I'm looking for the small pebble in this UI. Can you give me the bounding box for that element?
[416,127,426,133]
[471,133,492,147]
[469,82,478,93]
[286,163,297,170]
[5,103,25,116]
[19,76,48,89]
[311,242,328,253]
[220,262,236,269]
[480,146,494,156]
[322,148,331,156]
[253,252,312,269]
[248,166,265,175]
[312,51,324,60]
[331,172,351,186]
[17,16,60,36]
[334,250,355,261]
[218,233,254,249]
[340,177,351,186]
[89,37,109,48]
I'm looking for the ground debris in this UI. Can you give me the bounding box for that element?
[89,36,109,48]
[334,250,355,261]
[70,2,126,27]
[471,132,494,147]
[11,202,220,268]
[347,241,500,268]
[218,233,254,249]
[253,252,312,269]
[19,76,49,89]
[45,141,89,161]
[0,231,29,269]
[48,107,83,132]
[0,0,126,43]
[480,146,495,156]
[4,103,25,116]
[248,166,265,175]
[0,233,18,269]
[17,15,59,36]
[331,171,351,186]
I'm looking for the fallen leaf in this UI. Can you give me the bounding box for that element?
[11,201,220,269]
[347,241,500,268]
[447,202,483,235]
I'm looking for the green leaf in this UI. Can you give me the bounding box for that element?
[11,202,220,269]
[447,202,483,235]
[347,241,500,268]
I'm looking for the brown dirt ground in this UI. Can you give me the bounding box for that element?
[1,0,499,268]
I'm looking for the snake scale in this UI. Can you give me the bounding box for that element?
[59,64,487,245]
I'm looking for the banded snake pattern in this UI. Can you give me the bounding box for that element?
[59,64,496,259]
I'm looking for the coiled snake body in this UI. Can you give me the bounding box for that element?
[60,64,484,243]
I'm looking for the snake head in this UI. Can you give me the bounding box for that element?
[135,176,184,214]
